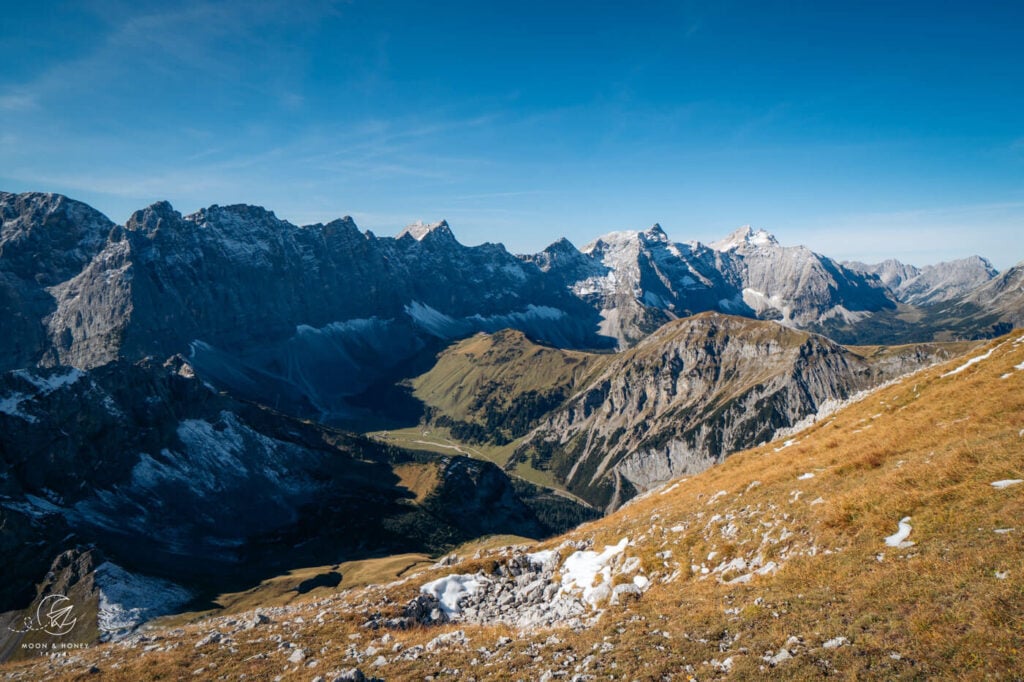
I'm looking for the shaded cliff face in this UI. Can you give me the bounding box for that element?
[507,314,969,509]
[0,192,115,371]
[42,202,608,369]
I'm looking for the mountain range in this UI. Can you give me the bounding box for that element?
[1,190,1021,661]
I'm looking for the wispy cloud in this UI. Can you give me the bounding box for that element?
[1,0,345,111]
[0,93,36,111]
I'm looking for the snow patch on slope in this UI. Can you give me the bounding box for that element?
[991,479,1023,489]
[884,517,915,548]
[1,369,85,423]
[405,301,569,339]
[559,538,629,606]
[95,562,193,641]
[941,345,1001,377]
[420,574,482,616]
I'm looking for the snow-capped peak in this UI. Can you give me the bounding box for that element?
[581,230,639,254]
[397,219,454,242]
[582,224,668,255]
[643,223,669,242]
[710,225,778,252]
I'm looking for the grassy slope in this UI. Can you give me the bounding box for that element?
[369,328,608,488]
[408,329,604,425]
[7,331,1022,680]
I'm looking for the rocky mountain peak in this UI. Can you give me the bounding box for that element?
[0,191,115,284]
[125,200,184,235]
[525,237,587,271]
[544,236,578,253]
[710,225,778,252]
[846,258,920,289]
[188,204,285,231]
[956,255,998,277]
[642,223,669,242]
[397,219,456,243]
[316,216,363,243]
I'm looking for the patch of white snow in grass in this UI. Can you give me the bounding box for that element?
[706,490,728,505]
[994,528,1014,534]
[420,574,482,616]
[797,472,815,480]
[941,346,1000,377]
[559,538,628,606]
[659,482,680,495]
[991,479,1023,489]
[884,517,915,548]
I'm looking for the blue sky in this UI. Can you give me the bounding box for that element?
[1,0,1022,268]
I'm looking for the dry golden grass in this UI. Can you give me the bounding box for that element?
[393,462,441,503]
[4,333,1022,680]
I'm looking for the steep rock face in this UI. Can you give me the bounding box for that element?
[510,313,962,510]
[847,256,998,305]
[529,225,737,347]
[710,226,894,327]
[0,193,115,370]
